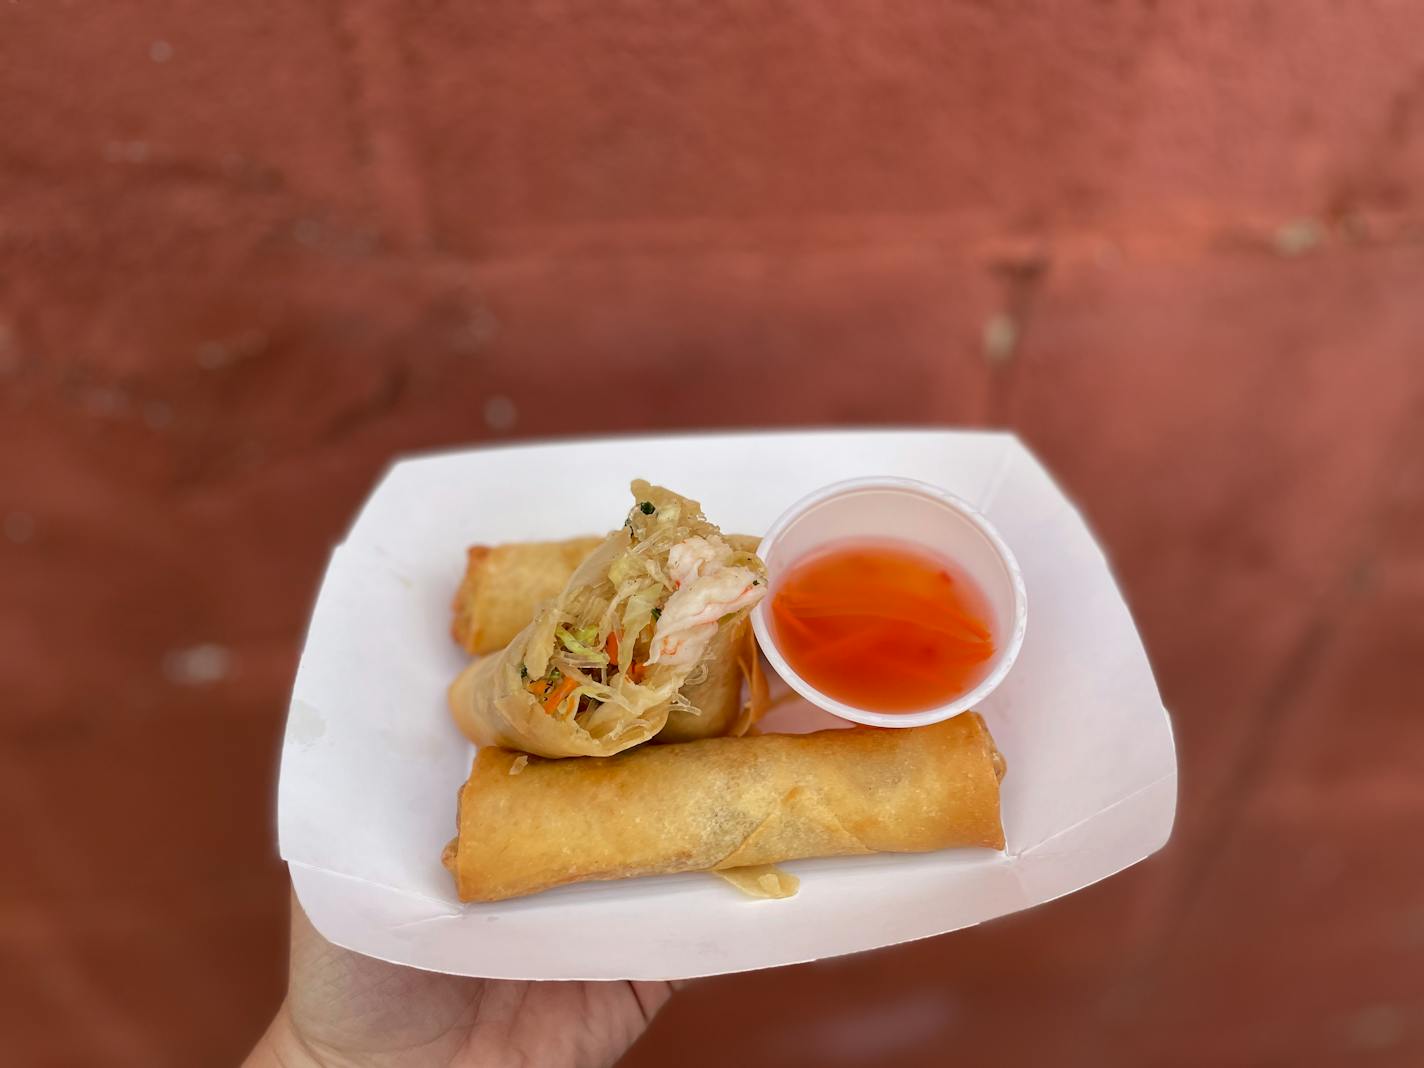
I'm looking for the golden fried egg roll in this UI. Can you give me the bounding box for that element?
[450,519,764,745]
[447,481,768,758]
[443,713,1006,903]
[450,537,604,656]
[451,533,761,655]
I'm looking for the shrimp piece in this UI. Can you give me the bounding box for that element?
[666,535,730,589]
[648,538,766,666]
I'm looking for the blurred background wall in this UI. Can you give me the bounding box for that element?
[2,2,1422,1065]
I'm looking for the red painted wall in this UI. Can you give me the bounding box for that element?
[3,2,1422,1064]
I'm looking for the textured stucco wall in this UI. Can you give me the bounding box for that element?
[2,2,1423,1065]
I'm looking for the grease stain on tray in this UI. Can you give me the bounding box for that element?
[289,700,328,746]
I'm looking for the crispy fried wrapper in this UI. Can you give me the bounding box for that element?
[447,481,768,758]
[444,713,1007,902]
[713,865,801,899]
[450,537,604,655]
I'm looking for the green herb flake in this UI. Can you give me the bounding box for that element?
[639,501,655,515]
[651,606,662,620]
[519,663,528,679]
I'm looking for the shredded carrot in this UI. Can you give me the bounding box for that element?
[605,631,620,667]
[628,661,646,683]
[540,675,579,715]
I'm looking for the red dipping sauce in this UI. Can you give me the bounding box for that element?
[769,538,996,713]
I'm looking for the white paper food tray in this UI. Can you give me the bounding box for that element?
[278,430,1176,980]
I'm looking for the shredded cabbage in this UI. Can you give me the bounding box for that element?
[606,554,642,588]
[557,624,607,664]
[618,585,663,670]
[665,690,702,717]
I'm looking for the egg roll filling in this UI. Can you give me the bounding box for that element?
[447,480,768,757]
[516,491,765,728]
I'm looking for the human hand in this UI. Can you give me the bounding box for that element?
[244,891,677,1068]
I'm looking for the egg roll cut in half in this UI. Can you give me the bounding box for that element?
[450,531,766,742]
[447,481,768,758]
[451,533,762,656]
[443,712,1007,903]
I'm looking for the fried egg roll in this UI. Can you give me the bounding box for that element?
[447,481,768,758]
[450,537,604,656]
[451,533,761,655]
[443,713,1006,902]
[451,530,764,742]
